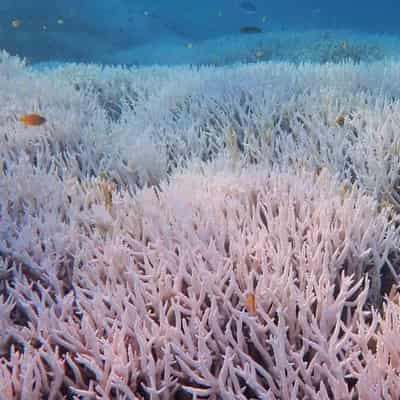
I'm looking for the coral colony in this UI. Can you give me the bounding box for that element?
[1,51,400,399]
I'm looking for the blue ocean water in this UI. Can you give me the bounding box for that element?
[1,0,400,66]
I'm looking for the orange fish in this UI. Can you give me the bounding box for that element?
[245,293,256,316]
[18,113,46,126]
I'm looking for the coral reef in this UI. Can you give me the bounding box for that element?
[1,52,400,398]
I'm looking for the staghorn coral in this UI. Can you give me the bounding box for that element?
[2,52,400,398]
[1,165,400,399]
[14,53,400,202]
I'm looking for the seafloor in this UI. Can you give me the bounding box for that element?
[1,27,400,399]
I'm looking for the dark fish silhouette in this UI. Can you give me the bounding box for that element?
[239,1,257,14]
[240,26,262,34]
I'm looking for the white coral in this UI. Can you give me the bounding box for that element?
[1,52,400,398]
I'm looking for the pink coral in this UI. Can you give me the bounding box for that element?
[1,167,399,399]
[2,53,400,399]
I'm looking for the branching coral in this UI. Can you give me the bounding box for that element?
[1,166,400,398]
[1,52,400,399]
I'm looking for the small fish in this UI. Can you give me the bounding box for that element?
[11,19,22,29]
[261,16,268,23]
[239,1,257,14]
[98,180,116,213]
[335,114,345,126]
[57,18,64,25]
[245,293,256,316]
[240,26,262,34]
[18,113,46,126]
[186,42,193,49]
[255,50,265,58]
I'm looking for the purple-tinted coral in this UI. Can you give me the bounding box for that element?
[1,52,400,398]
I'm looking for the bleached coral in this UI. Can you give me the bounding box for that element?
[1,52,400,398]
[1,165,400,398]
